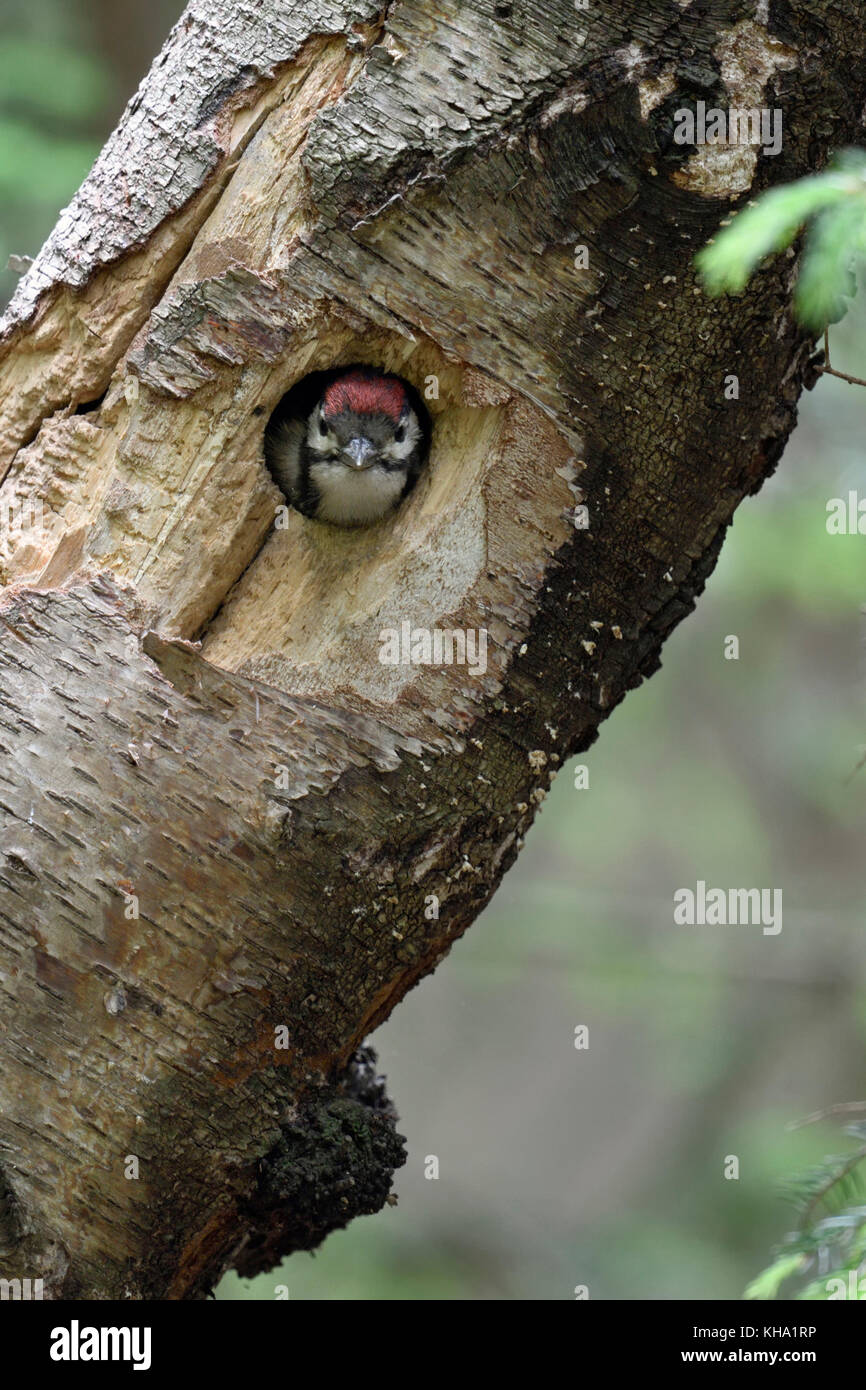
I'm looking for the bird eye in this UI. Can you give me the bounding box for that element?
[318,416,328,437]
[394,424,406,443]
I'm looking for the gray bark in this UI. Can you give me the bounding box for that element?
[0,0,860,1297]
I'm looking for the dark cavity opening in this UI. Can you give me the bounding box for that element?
[75,392,108,416]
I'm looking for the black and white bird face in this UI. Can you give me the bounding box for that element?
[308,400,421,474]
[267,367,428,526]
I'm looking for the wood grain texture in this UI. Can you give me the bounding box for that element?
[0,0,863,1296]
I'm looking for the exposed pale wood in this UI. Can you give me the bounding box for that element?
[0,0,862,1297]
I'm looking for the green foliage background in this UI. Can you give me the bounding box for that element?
[697,148,866,331]
[2,0,864,1301]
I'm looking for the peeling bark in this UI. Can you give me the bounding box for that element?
[0,0,863,1298]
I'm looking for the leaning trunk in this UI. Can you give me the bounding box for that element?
[0,0,859,1297]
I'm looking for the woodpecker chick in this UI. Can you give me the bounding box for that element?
[267,367,427,525]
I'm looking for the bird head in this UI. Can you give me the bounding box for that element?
[306,368,422,475]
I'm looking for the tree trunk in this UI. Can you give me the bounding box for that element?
[0,0,859,1299]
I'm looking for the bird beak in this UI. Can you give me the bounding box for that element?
[344,437,376,470]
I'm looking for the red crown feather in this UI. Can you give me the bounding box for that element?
[322,370,407,423]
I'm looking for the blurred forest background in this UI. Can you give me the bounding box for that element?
[2,0,864,1301]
